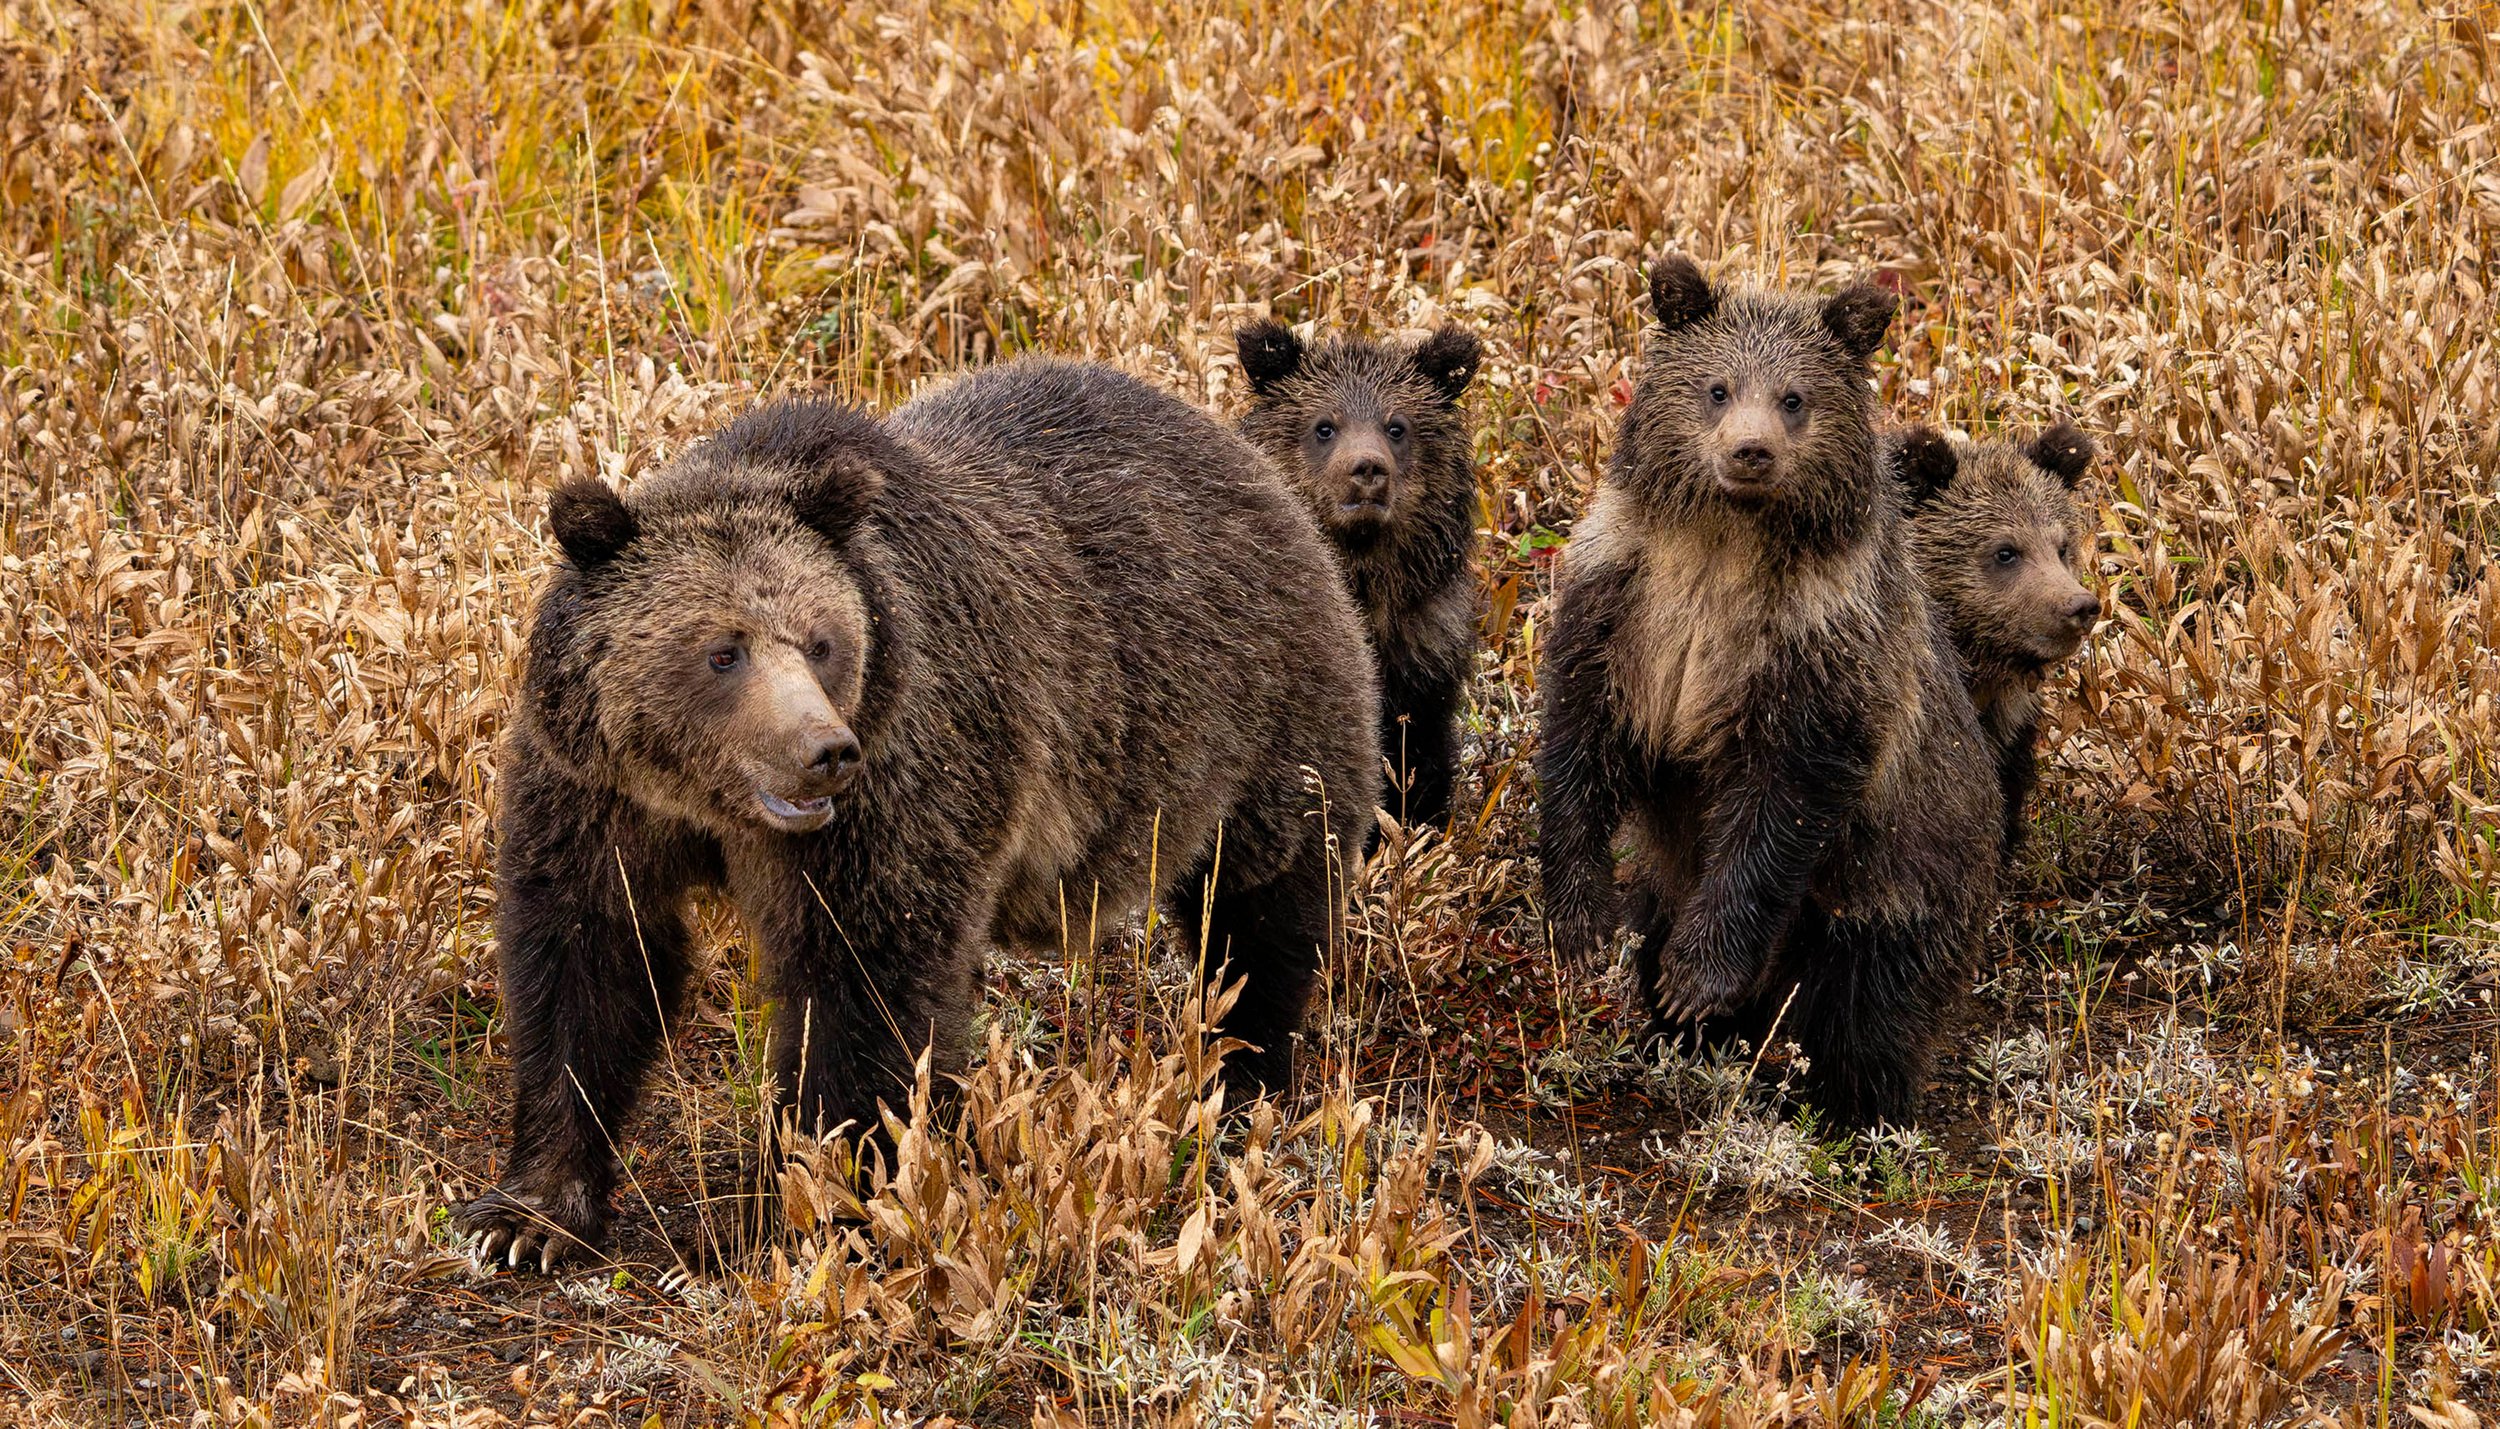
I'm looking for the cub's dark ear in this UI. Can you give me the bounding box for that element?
[1236,320,1304,396]
[548,480,637,568]
[790,449,886,548]
[1890,426,1958,509]
[1648,254,1716,332]
[1412,325,1482,404]
[2025,420,2095,488]
[1821,280,1898,362]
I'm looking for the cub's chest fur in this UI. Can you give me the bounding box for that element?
[1969,670,2043,754]
[1604,527,1770,759]
[1570,494,1876,762]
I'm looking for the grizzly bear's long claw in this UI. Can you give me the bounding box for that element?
[460,1184,605,1275]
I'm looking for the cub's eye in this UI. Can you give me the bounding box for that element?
[805,639,834,662]
[1993,545,2020,566]
[2058,540,2073,561]
[1314,421,1336,442]
[1385,421,1407,442]
[1707,384,1729,405]
[1781,392,1803,413]
[708,646,743,672]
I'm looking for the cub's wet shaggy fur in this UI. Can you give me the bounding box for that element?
[1888,423,2099,860]
[1538,256,2001,1127]
[1235,320,1484,832]
[465,361,1376,1270]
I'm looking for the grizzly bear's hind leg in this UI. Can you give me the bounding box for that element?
[1775,913,1962,1130]
[1187,836,1338,1100]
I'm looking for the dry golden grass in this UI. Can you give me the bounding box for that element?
[4,0,2499,1422]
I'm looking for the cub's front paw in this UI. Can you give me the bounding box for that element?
[461,1178,610,1274]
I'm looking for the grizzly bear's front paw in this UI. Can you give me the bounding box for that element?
[461,1179,610,1275]
[1647,935,1761,1027]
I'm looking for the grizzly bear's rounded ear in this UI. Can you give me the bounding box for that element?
[1890,426,1958,510]
[790,450,886,548]
[1820,281,1898,362]
[2025,420,2095,488]
[1412,326,1482,405]
[548,479,637,569]
[1648,255,1716,332]
[1236,320,1304,396]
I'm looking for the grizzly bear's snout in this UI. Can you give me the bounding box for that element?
[1702,385,1805,499]
[2027,566,2100,657]
[728,641,863,833]
[1322,424,1398,524]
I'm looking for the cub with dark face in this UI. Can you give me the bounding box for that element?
[464,361,1376,1271]
[1235,321,1483,834]
[1537,256,2001,1127]
[1887,423,2099,860]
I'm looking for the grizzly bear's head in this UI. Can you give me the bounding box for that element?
[525,400,907,836]
[1620,255,1896,540]
[1896,421,2100,675]
[1234,320,1480,548]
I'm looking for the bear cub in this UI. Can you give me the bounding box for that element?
[1236,319,1484,834]
[1538,256,2001,1127]
[1887,423,2099,861]
[465,360,1376,1271]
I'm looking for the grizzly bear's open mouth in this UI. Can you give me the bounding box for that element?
[756,787,836,833]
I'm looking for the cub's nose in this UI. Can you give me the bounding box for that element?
[1727,441,1777,475]
[2061,591,2099,630]
[1345,458,1391,504]
[801,725,862,781]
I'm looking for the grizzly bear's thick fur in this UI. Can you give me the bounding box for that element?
[1235,320,1484,833]
[1888,422,2099,861]
[464,361,1376,1270]
[1537,256,2001,1127]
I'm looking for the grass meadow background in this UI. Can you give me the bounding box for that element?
[4,0,2499,1422]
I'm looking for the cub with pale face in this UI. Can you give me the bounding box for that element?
[1235,321,1484,834]
[1538,256,2001,1127]
[1887,423,2099,859]
[465,363,1376,1271]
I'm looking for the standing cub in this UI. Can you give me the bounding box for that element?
[465,361,1375,1270]
[1887,423,2099,860]
[1236,320,1484,833]
[1538,258,2000,1127]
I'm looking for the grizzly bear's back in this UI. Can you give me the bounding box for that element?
[877,359,1376,943]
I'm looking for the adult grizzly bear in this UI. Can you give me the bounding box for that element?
[465,361,1375,1270]
[1235,320,1484,834]
[1537,257,2000,1127]
[1887,423,2100,861]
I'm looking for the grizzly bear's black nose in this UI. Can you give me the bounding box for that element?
[1727,441,1777,473]
[2061,592,2098,630]
[805,727,862,777]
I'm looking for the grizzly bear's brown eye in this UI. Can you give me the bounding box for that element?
[1781,392,1803,413]
[1314,421,1335,442]
[806,639,833,662]
[1708,384,1729,405]
[1385,421,1406,442]
[709,646,742,672]
[1993,545,2020,566]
